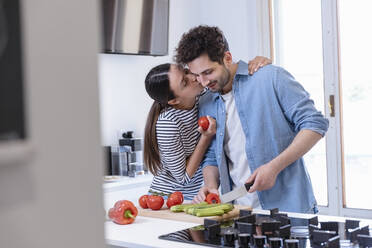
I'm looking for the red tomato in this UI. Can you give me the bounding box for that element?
[205,193,221,204]
[173,191,184,203]
[166,192,184,208]
[138,195,149,209]
[146,195,164,210]
[198,116,209,131]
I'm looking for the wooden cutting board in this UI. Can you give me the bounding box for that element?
[138,205,252,224]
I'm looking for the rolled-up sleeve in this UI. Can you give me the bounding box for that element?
[200,137,218,168]
[274,67,329,136]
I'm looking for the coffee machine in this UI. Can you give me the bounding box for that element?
[111,131,145,177]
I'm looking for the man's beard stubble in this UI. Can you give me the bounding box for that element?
[217,66,231,94]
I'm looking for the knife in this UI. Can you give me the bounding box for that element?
[220,182,254,203]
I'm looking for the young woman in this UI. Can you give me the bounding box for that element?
[143,57,271,200]
[143,63,214,200]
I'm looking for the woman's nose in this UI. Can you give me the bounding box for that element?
[186,74,198,84]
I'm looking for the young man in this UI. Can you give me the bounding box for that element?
[175,25,329,213]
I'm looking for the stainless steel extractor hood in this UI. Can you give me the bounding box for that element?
[101,0,169,56]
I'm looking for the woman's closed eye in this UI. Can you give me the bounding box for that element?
[184,74,197,85]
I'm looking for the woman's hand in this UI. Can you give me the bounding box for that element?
[185,116,216,178]
[198,116,216,138]
[248,56,272,75]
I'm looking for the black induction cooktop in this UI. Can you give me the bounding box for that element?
[159,208,372,248]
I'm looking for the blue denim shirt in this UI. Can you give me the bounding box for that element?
[198,61,329,213]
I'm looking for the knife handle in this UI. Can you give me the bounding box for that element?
[244,182,254,191]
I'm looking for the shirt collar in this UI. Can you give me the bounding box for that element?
[236,60,249,76]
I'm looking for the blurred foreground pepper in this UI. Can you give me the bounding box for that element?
[108,200,138,225]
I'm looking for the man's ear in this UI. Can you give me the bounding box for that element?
[223,51,233,66]
[168,98,180,106]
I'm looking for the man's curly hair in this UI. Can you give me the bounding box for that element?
[174,25,229,66]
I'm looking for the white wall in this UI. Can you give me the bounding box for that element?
[199,0,250,61]
[99,0,263,145]
[0,1,105,247]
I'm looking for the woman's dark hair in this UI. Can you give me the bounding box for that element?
[143,63,175,175]
[174,25,229,66]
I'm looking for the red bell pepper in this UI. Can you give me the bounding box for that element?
[108,200,138,225]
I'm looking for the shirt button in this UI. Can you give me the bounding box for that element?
[220,133,223,136]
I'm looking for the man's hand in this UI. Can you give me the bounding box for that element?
[247,130,323,193]
[248,56,272,75]
[192,186,219,203]
[246,162,280,193]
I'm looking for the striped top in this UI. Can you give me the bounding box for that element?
[149,101,204,200]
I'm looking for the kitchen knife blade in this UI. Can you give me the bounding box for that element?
[220,182,254,203]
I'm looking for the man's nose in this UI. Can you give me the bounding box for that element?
[197,75,209,87]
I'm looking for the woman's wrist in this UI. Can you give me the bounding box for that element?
[200,133,213,142]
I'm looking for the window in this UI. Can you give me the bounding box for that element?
[270,0,372,217]
[338,0,372,210]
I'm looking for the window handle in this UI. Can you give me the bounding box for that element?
[328,95,335,117]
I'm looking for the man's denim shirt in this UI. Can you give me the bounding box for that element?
[198,61,329,213]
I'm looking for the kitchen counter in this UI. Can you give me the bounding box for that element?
[103,174,202,247]
[103,176,372,247]
[104,208,372,248]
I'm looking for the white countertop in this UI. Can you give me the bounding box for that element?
[105,216,201,248]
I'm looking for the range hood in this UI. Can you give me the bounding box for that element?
[101,0,169,56]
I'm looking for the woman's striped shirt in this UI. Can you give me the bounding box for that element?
[149,101,203,200]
